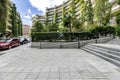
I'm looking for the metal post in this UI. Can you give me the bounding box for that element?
[95,39,97,44]
[78,40,81,49]
[78,35,81,49]
[60,42,62,49]
[40,41,41,49]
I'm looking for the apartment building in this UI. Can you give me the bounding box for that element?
[46,0,78,25]
[46,0,120,26]
[23,25,31,36]
[110,0,120,25]
[6,1,13,33]
[0,0,23,37]
[32,15,46,26]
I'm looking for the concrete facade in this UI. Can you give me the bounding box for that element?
[110,0,120,25]
[32,15,46,26]
[23,25,31,36]
[6,1,22,35]
[46,0,80,24]
[45,0,120,26]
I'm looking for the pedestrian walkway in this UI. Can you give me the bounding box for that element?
[0,43,120,80]
[107,37,120,45]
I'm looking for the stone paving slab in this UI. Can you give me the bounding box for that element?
[0,43,120,80]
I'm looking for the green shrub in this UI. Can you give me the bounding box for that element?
[31,32,99,42]
[90,26,116,36]
[31,26,116,42]
[116,26,120,37]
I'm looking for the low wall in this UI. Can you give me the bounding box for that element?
[31,37,113,49]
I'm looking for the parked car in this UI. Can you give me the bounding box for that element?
[26,37,31,42]
[18,37,29,45]
[0,38,20,50]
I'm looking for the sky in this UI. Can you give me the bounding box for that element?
[10,0,67,26]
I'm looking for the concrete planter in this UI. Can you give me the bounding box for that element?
[31,37,113,49]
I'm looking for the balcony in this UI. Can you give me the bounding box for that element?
[109,0,116,4]
[7,22,12,29]
[109,17,116,25]
[111,4,120,15]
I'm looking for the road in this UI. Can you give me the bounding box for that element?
[0,43,120,80]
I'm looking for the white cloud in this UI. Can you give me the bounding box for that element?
[23,14,31,19]
[29,0,67,13]
[28,9,32,14]
[32,14,36,17]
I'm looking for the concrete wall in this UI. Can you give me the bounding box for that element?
[31,37,113,49]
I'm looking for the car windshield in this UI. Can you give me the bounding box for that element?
[0,39,11,42]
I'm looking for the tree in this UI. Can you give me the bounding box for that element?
[11,4,18,37]
[0,0,9,36]
[17,16,23,36]
[94,0,112,26]
[53,7,57,23]
[61,0,76,32]
[72,18,83,32]
[33,21,44,32]
[48,23,58,32]
[62,2,65,21]
[79,0,87,25]
[86,0,93,25]
[63,12,73,32]
[116,13,120,27]
[103,3,112,26]
[117,0,120,5]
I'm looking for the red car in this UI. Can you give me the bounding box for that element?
[0,38,20,50]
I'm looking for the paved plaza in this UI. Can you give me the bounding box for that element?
[0,43,120,80]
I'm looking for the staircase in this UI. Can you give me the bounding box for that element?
[82,44,120,67]
[107,37,120,45]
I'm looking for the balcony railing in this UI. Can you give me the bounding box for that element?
[109,0,116,4]
[111,5,120,14]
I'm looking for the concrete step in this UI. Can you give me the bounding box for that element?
[84,46,120,62]
[107,37,120,45]
[92,44,120,52]
[88,45,120,57]
[82,45,120,67]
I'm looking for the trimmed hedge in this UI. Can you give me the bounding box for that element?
[31,32,99,42]
[31,26,116,42]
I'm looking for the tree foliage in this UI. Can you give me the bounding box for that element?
[116,13,120,27]
[94,0,112,26]
[48,23,58,32]
[53,8,57,23]
[17,15,23,36]
[86,0,93,25]
[0,0,9,36]
[117,0,120,5]
[62,12,73,32]
[11,4,18,37]
[33,21,44,32]
[79,0,87,24]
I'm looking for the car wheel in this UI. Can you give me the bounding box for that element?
[18,43,20,46]
[9,46,11,49]
[22,42,25,44]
